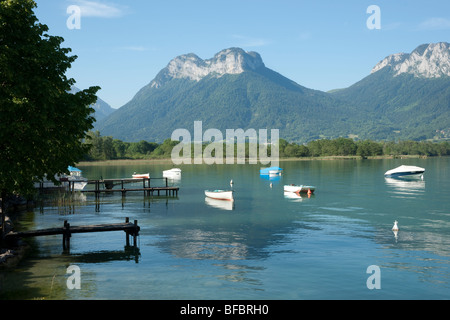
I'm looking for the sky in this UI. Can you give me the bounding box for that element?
[34,0,450,109]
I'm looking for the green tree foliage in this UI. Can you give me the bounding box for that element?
[128,140,158,157]
[84,132,173,160]
[356,140,383,158]
[0,0,99,198]
[85,132,450,161]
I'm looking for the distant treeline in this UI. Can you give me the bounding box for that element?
[83,131,450,161]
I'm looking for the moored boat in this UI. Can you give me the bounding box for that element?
[163,168,181,178]
[260,167,283,176]
[67,166,88,190]
[132,172,150,179]
[34,166,88,191]
[204,190,234,201]
[284,184,315,194]
[384,165,425,179]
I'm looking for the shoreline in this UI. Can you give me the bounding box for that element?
[76,154,429,166]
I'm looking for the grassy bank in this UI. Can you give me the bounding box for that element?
[76,154,430,166]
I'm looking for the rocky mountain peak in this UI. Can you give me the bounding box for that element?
[371,42,450,78]
[151,48,265,88]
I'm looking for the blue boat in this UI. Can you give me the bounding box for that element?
[260,167,283,176]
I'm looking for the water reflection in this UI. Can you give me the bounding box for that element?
[159,229,249,261]
[259,174,282,182]
[385,177,425,198]
[214,263,265,287]
[205,197,235,211]
[284,191,314,202]
[67,247,141,264]
[165,176,181,186]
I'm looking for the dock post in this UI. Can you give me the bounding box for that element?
[63,220,71,250]
[125,217,130,246]
[95,180,99,199]
[133,220,138,246]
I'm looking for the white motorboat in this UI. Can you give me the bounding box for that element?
[66,166,88,190]
[204,190,234,201]
[163,168,181,179]
[284,184,315,194]
[132,172,150,179]
[384,165,425,179]
[34,166,88,191]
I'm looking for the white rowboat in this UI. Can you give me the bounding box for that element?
[284,185,315,194]
[204,190,234,201]
[132,173,150,179]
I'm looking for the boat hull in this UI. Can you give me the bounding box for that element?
[284,185,315,194]
[205,190,234,201]
[68,179,88,191]
[163,168,181,178]
[132,173,150,179]
[260,167,283,176]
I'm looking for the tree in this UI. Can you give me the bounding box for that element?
[283,143,310,158]
[334,137,357,156]
[0,0,99,233]
[113,139,128,158]
[152,139,179,158]
[85,131,104,160]
[356,140,383,158]
[278,139,289,157]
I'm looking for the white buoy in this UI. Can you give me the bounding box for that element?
[230,179,233,185]
[270,183,273,188]
[392,220,399,231]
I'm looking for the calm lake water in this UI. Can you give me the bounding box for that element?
[1,158,449,300]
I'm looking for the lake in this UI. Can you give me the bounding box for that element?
[1,157,449,300]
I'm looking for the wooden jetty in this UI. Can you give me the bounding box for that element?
[78,177,179,197]
[5,217,140,250]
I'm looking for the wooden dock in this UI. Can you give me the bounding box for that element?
[79,177,179,197]
[5,217,140,250]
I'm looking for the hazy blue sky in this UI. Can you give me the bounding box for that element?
[35,0,450,108]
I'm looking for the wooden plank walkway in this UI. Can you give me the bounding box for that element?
[5,217,140,250]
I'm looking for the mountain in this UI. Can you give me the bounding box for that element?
[150,48,265,88]
[331,42,450,140]
[95,44,449,143]
[371,42,450,78]
[70,86,116,122]
[95,48,368,143]
[90,95,116,122]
